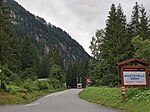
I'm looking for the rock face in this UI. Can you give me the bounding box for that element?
[7,0,90,67]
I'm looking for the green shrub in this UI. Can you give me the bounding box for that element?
[38,81,49,90]
[10,73,22,86]
[0,72,11,86]
[48,78,63,89]
[21,68,38,80]
[48,84,54,90]
[6,85,27,94]
[2,65,13,77]
[1,81,7,90]
[49,64,65,83]
[23,79,39,92]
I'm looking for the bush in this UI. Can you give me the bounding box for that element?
[10,73,22,86]
[0,66,13,84]
[6,85,27,94]
[38,81,49,90]
[0,65,22,89]
[21,68,38,80]
[2,65,13,77]
[48,78,63,89]
[23,79,39,92]
[49,64,65,83]
[1,81,7,90]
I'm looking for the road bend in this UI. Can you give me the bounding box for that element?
[0,89,121,112]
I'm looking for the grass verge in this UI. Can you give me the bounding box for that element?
[0,88,65,105]
[79,87,150,112]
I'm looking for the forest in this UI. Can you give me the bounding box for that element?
[0,0,67,97]
[89,2,150,86]
[0,0,150,101]
[0,0,89,98]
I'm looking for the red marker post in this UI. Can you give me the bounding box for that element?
[121,86,126,102]
[86,78,91,86]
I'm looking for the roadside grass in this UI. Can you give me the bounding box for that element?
[0,88,65,104]
[0,78,65,105]
[79,87,150,112]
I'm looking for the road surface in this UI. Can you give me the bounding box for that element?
[0,89,121,112]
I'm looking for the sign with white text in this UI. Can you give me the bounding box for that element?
[122,66,148,86]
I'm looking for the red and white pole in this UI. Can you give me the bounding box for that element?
[121,86,126,102]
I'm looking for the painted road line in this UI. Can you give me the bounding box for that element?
[25,103,40,107]
[44,90,67,98]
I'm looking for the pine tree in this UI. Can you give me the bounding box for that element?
[101,4,129,63]
[100,4,118,62]
[8,35,22,72]
[0,0,19,72]
[139,5,150,39]
[127,2,140,37]
[89,4,130,86]
[116,4,132,60]
[38,48,63,78]
[0,0,10,65]
[131,35,150,61]
[20,37,39,71]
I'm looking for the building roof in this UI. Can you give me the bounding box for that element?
[116,58,150,66]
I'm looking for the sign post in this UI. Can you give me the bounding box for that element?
[121,86,126,102]
[116,58,149,102]
[86,78,91,86]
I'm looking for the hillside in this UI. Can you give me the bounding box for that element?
[6,0,90,67]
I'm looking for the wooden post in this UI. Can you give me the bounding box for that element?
[122,94,125,102]
[121,86,126,103]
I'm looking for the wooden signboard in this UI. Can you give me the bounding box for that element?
[116,58,149,102]
[121,66,149,86]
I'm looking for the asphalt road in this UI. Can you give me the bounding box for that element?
[0,89,121,112]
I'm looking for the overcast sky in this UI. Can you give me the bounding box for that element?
[15,0,150,55]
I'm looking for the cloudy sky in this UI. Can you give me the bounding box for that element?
[15,0,150,55]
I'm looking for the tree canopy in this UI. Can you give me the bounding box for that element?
[89,3,150,86]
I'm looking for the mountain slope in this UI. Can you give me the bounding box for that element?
[6,0,90,67]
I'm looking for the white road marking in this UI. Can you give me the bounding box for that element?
[44,90,67,98]
[25,103,40,107]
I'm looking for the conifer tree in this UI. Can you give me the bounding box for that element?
[20,37,39,71]
[127,2,140,37]
[0,0,19,72]
[38,48,62,78]
[0,0,10,65]
[139,5,150,39]
[116,4,132,60]
[8,35,22,72]
[90,4,130,86]
[131,35,150,61]
[100,4,118,62]
[101,4,129,63]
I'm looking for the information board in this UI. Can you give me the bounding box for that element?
[121,66,148,86]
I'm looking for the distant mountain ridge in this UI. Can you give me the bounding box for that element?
[7,0,90,67]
